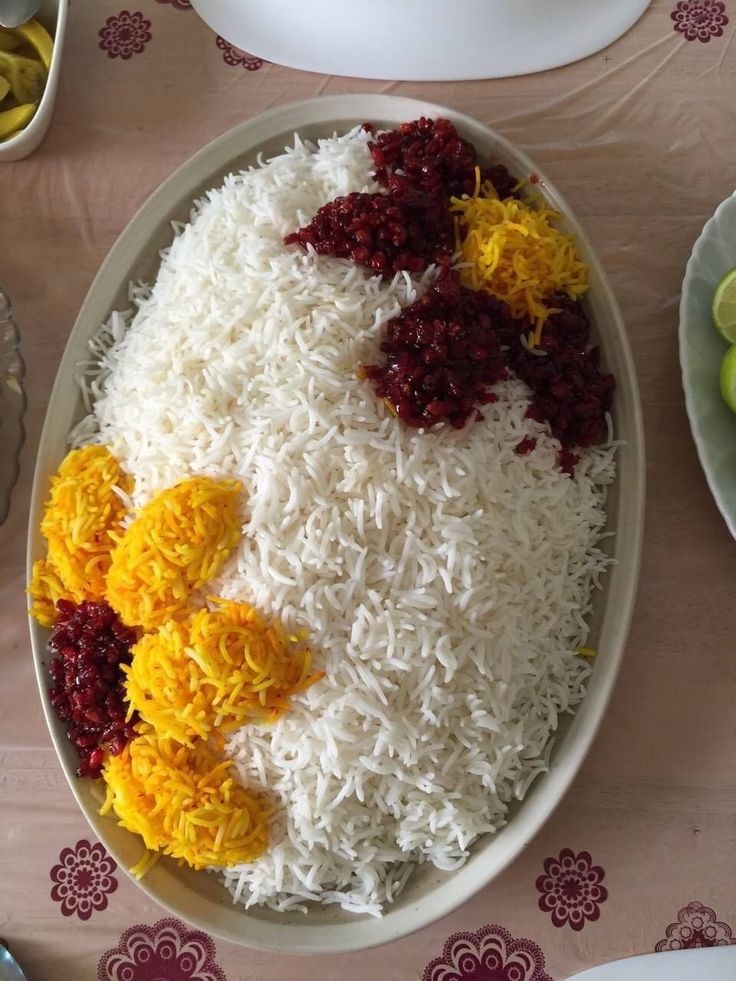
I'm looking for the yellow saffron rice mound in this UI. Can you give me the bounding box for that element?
[100,724,271,872]
[105,477,242,630]
[28,559,74,628]
[30,445,131,625]
[124,600,321,745]
[451,178,588,342]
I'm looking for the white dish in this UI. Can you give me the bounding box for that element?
[191,0,651,81]
[28,94,645,953]
[679,192,736,539]
[0,0,67,162]
[568,945,736,980]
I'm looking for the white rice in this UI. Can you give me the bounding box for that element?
[72,127,616,916]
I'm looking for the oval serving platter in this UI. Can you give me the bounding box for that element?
[28,94,645,954]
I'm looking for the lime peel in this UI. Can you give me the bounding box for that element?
[712,266,736,344]
[720,345,736,415]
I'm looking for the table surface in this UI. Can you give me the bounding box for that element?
[2,2,736,979]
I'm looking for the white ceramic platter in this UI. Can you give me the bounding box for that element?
[28,94,645,954]
[191,0,652,82]
[680,192,736,539]
[568,945,736,981]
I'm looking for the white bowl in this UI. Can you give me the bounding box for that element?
[0,0,67,162]
[191,0,651,81]
[569,945,736,981]
[28,94,645,953]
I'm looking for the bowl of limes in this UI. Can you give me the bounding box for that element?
[0,0,66,161]
[715,268,736,412]
[680,191,736,539]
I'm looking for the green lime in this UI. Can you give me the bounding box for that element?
[720,345,736,414]
[713,266,736,343]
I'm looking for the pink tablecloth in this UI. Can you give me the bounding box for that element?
[2,2,736,978]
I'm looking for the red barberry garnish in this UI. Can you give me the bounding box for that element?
[363,274,613,468]
[515,436,537,456]
[284,190,454,274]
[509,296,616,453]
[369,117,518,200]
[362,270,510,429]
[48,599,138,779]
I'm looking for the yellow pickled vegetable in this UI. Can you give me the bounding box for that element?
[14,18,53,70]
[0,50,46,103]
[0,102,35,141]
[0,30,22,53]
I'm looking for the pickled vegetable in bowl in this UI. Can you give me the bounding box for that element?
[0,18,53,143]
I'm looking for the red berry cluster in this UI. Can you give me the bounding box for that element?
[284,190,454,275]
[364,275,614,461]
[362,271,509,429]
[507,296,615,465]
[285,119,517,277]
[48,600,138,778]
[368,116,517,201]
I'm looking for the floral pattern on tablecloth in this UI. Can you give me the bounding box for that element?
[98,917,227,981]
[536,848,608,930]
[671,1,729,41]
[99,10,152,59]
[422,924,552,981]
[215,36,265,71]
[655,901,736,950]
[49,839,118,921]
